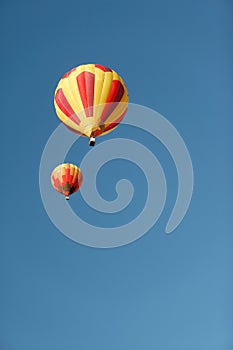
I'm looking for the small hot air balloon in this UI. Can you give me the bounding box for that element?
[54,64,128,146]
[51,163,83,200]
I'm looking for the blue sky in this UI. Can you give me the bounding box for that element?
[1,0,233,349]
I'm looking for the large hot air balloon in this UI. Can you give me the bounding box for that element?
[51,163,83,200]
[54,64,128,146]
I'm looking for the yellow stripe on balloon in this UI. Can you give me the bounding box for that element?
[59,75,80,115]
[94,67,105,105]
[53,106,81,131]
[84,64,95,75]
[98,71,113,105]
[70,165,75,177]
[73,165,79,185]
[67,69,85,116]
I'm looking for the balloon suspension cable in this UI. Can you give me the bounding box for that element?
[89,137,96,147]
[65,195,69,200]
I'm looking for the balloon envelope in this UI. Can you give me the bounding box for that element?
[54,64,128,144]
[51,163,83,200]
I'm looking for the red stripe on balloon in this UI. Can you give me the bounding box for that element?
[76,71,95,117]
[106,80,125,103]
[95,64,112,72]
[55,89,81,125]
[103,109,127,133]
[66,166,71,184]
[99,80,125,122]
[76,71,87,111]
[62,67,76,79]
[62,175,66,185]
[91,129,102,137]
[53,177,60,189]
[85,72,95,117]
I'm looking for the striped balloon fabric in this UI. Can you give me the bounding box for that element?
[51,163,83,200]
[54,64,128,145]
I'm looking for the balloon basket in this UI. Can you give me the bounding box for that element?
[89,137,96,146]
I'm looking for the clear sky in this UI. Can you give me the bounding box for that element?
[1,0,233,349]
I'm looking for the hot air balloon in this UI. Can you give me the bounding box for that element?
[51,163,83,200]
[54,64,128,146]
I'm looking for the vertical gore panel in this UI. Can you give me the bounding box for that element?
[99,80,125,122]
[55,89,81,125]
